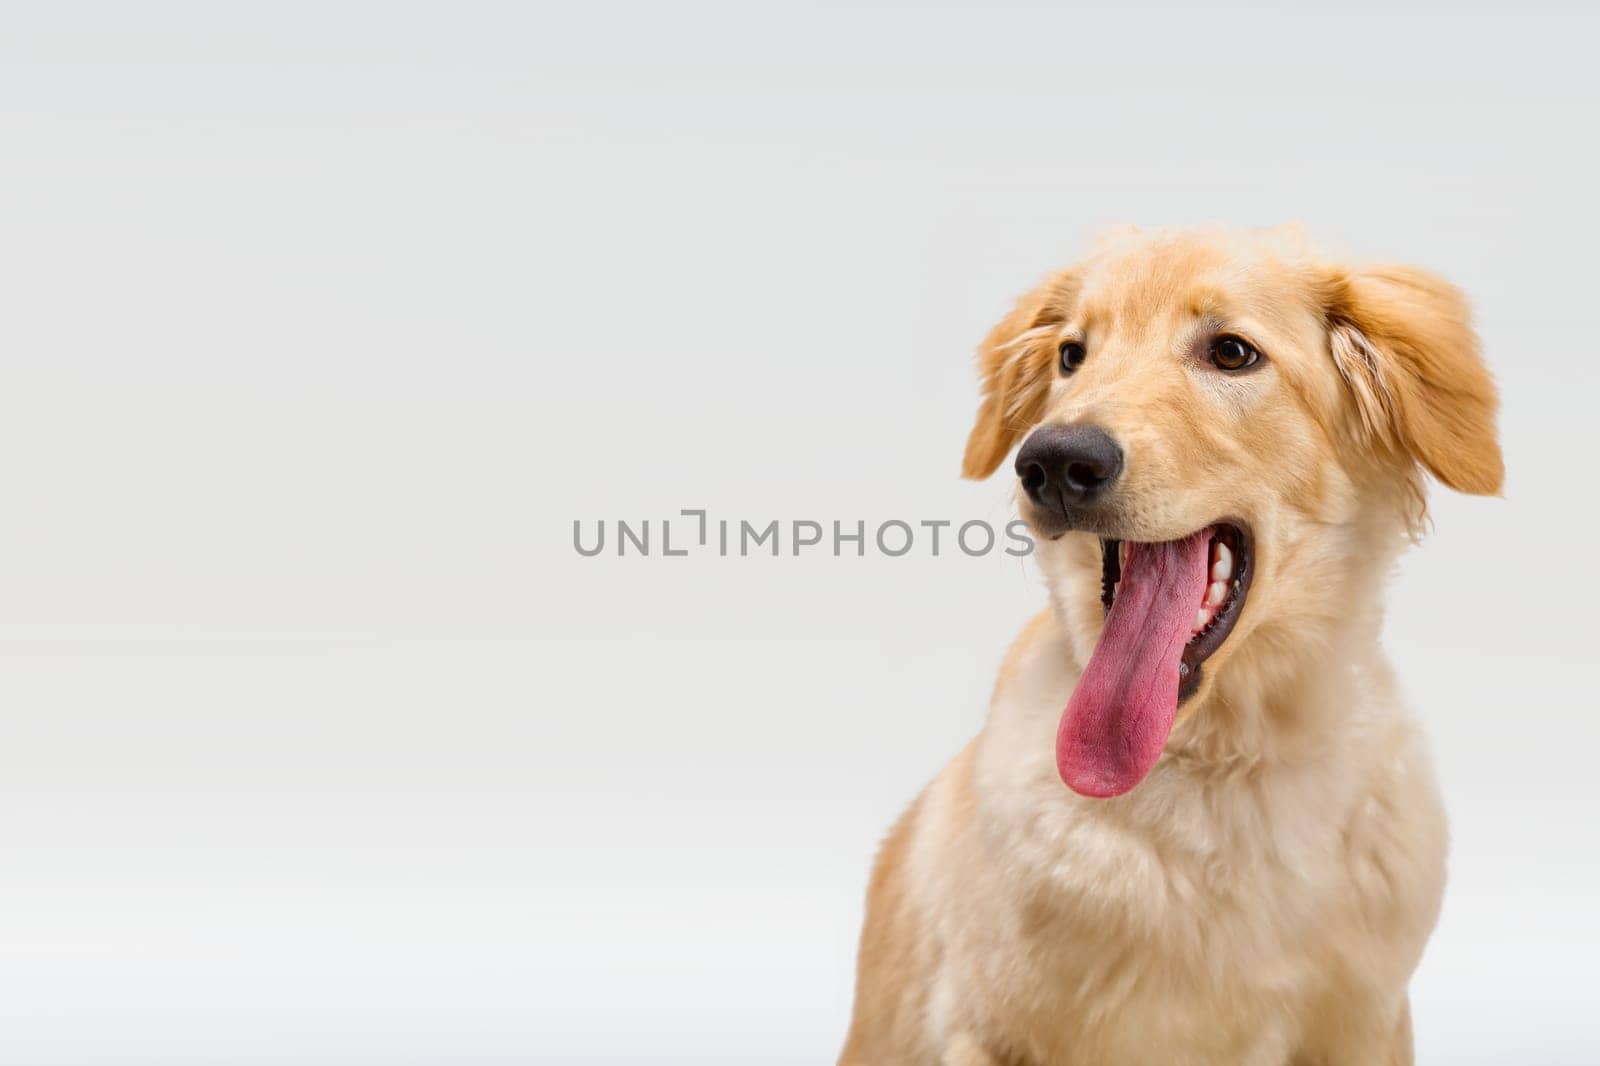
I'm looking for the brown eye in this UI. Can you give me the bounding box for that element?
[1058,340,1087,375]
[1209,335,1260,372]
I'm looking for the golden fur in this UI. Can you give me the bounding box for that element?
[840,225,1501,1065]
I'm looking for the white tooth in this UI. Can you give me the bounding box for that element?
[1119,542,1128,567]
[1195,609,1208,631]
[1204,580,1228,608]
[1211,542,1233,582]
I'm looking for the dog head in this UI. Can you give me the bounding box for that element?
[963,225,1501,797]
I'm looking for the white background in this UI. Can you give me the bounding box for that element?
[2,2,1597,1063]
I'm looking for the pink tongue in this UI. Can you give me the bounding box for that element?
[1056,530,1212,798]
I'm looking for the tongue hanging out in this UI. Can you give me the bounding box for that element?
[1056,529,1213,798]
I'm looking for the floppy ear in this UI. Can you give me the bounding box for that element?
[1325,264,1503,496]
[961,269,1082,479]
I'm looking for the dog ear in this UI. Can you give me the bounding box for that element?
[961,269,1082,479]
[1325,264,1503,496]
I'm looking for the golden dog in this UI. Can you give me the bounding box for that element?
[839,226,1501,1065]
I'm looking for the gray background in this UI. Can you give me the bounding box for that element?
[2,2,1596,1063]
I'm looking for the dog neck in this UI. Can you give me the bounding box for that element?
[1162,572,1396,780]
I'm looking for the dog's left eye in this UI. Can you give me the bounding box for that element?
[1208,335,1260,372]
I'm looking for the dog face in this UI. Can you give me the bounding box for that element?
[963,226,1501,796]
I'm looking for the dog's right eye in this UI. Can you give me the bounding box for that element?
[1058,341,1087,375]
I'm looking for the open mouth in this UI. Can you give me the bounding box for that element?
[1055,522,1253,799]
[1099,523,1253,702]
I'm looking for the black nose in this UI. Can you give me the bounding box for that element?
[1015,424,1124,510]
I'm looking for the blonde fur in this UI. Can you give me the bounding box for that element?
[840,226,1501,1066]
